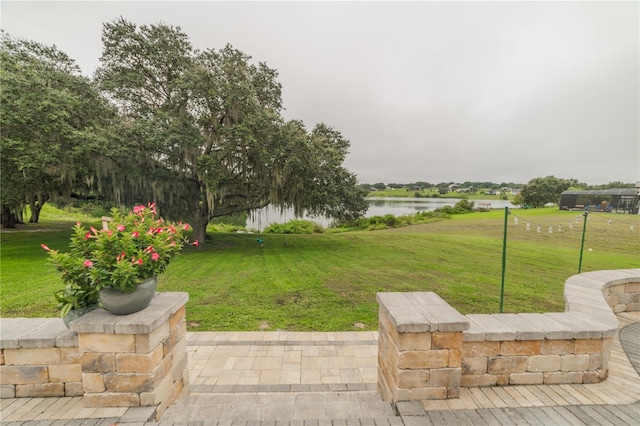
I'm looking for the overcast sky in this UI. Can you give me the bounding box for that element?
[2,1,639,185]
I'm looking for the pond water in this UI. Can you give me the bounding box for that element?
[246,197,517,231]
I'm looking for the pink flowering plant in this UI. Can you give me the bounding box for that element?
[43,203,195,316]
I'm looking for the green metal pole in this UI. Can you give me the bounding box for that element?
[500,206,508,313]
[578,209,589,273]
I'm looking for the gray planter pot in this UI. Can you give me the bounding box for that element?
[99,276,157,315]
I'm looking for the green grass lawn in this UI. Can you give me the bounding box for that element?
[1,207,638,331]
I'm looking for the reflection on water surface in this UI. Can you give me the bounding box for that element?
[247,198,516,230]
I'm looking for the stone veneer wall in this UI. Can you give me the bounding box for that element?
[0,318,81,398]
[0,292,189,420]
[378,292,468,402]
[377,269,640,404]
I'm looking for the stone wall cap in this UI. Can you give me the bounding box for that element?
[377,293,433,332]
[19,320,72,348]
[55,330,79,347]
[0,318,77,349]
[564,295,618,317]
[514,313,575,340]
[492,313,545,340]
[466,314,516,341]
[377,292,469,333]
[543,312,618,339]
[563,269,638,323]
[70,292,189,334]
[462,319,486,341]
[564,283,608,299]
[565,269,640,292]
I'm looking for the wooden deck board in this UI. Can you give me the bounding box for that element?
[475,408,502,425]
[48,397,84,420]
[578,383,622,405]
[479,387,509,408]
[534,405,567,425]
[601,404,639,425]
[456,388,481,410]
[615,402,640,419]
[3,397,45,422]
[503,386,534,407]
[463,408,491,425]
[0,399,26,421]
[422,399,450,411]
[527,385,557,406]
[444,397,472,411]
[535,385,571,406]
[468,387,495,409]
[549,385,584,405]
[485,407,517,425]
[502,406,530,425]
[579,405,618,426]
[33,397,64,420]
[439,408,462,425]
[491,386,520,407]
[59,397,87,419]
[451,409,476,426]
[426,409,448,425]
[518,406,548,425]
[551,405,587,426]
[513,386,546,407]
[560,384,600,405]
[604,377,640,398]
[0,398,18,411]
[565,405,600,426]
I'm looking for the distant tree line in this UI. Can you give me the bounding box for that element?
[360,177,636,209]
[359,181,523,192]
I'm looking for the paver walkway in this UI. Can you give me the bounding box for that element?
[186,330,379,390]
[159,332,395,424]
[1,313,638,425]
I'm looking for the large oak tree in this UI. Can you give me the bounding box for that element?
[95,19,366,242]
[0,33,114,227]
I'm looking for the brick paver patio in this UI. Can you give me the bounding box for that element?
[1,313,638,425]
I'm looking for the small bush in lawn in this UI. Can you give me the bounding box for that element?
[264,220,324,234]
[435,205,455,215]
[453,199,474,214]
[383,214,398,227]
[208,223,246,233]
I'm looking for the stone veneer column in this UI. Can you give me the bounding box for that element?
[70,292,189,419]
[377,292,469,403]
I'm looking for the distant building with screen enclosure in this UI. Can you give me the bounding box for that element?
[559,187,639,214]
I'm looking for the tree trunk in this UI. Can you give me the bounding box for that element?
[14,208,23,224]
[190,205,208,246]
[29,201,42,223]
[1,206,16,228]
[28,195,48,223]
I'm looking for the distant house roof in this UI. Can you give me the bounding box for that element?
[561,189,638,196]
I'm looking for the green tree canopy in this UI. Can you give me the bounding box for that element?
[94,18,366,242]
[520,176,571,208]
[0,32,114,227]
